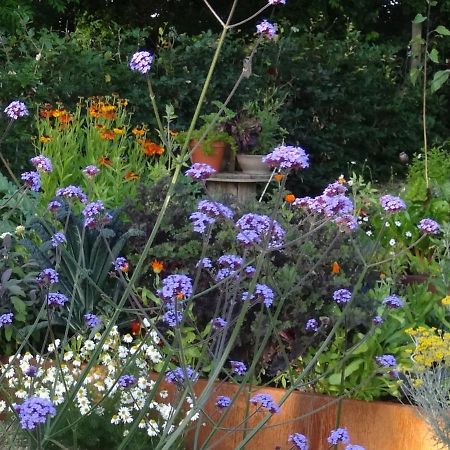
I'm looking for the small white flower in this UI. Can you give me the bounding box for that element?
[139,419,146,429]
[95,406,105,416]
[123,334,133,343]
[0,400,6,413]
[147,419,160,437]
[142,318,151,328]
[395,220,401,227]
[347,180,353,187]
[159,390,168,399]
[366,230,373,237]
[385,222,390,227]
[63,351,73,361]
[111,414,120,425]
[15,389,27,399]
[118,406,133,423]
[405,231,412,238]
[123,430,129,437]
[363,216,369,222]
[35,53,42,61]
[84,340,95,351]
[389,239,396,246]
[72,359,81,367]
[47,343,55,352]
[118,346,129,359]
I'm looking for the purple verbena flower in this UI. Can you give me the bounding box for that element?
[262,144,309,170]
[373,315,384,326]
[375,354,397,368]
[323,182,347,197]
[211,317,228,329]
[417,218,441,235]
[47,292,69,307]
[250,393,280,413]
[82,200,111,229]
[129,51,153,74]
[84,313,102,329]
[190,200,233,233]
[268,0,286,4]
[56,185,88,203]
[83,165,100,178]
[117,374,136,388]
[256,20,278,39]
[190,212,215,233]
[244,265,256,277]
[242,284,275,307]
[379,195,406,214]
[165,366,199,386]
[333,214,358,232]
[217,254,243,269]
[230,360,247,376]
[215,395,231,409]
[327,428,350,445]
[25,365,38,377]
[4,101,29,120]
[113,257,129,273]
[186,163,216,181]
[288,433,309,450]
[305,318,319,332]
[332,288,352,305]
[345,445,366,450]
[0,312,14,328]
[47,200,62,212]
[21,171,41,192]
[51,232,66,248]
[37,268,59,286]
[236,213,285,249]
[157,274,193,303]
[382,294,404,309]
[16,397,56,430]
[196,257,213,269]
[162,308,184,327]
[30,155,52,173]
[323,195,353,217]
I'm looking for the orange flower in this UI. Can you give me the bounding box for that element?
[100,130,115,140]
[39,108,54,119]
[273,173,284,182]
[124,171,140,181]
[284,194,296,203]
[57,113,73,124]
[132,127,146,136]
[150,259,165,274]
[169,130,178,137]
[100,104,116,113]
[88,106,100,117]
[95,123,105,130]
[118,98,129,107]
[113,127,125,135]
[331,261,341,274]
[141,140,165,156]
[39,135,52,143]
[176,292,185,300]
[98,156,113,167]
[130,319,141,336]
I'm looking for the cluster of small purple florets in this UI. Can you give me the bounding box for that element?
[4,100,29,120]
[48,200,62,212]
[165,366,199,386]
[51,232,66,248]
[256,20,278,39]
[84,313,101,329]
[235,213,285,249]
[16,396,56,430]
[36,268,59,286]
[185,163,216,181]
[215,395,231,409]
[242,283,275,307]
[375,353,399,378]
[417,218,441,235]
[113,256,129,272]
[82,200,112,229]
[21,171,41,192]
[250,392,280,413]
[31,155,53,173]
[200,254,255,282]
[332,288,352,305]
[82,165,100,178]
[382,294,404,309]
[262,144,309,170]
[230,360,247,376]
[305,318,319,332]
[379,195,406,214]
[47,292,69,307]
[190,200,234,233]
[0,312,14,328]
[288,433,309,450]
[211,317,228,329]
[129,51,153,74]
[56,185,88,203]
[117,374,137,388]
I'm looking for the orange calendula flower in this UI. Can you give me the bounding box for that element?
[39,135,52,143]
[150,259,165,274]
[39,108,54,119]
[124,171,140,181]
[132,127,146,136]
[273,173,284,182]
[141,140,165,156]
[100,130,115,140]
[98,156,113,167]
[57,113,73,124]
[88,106,100,118]
[113,127,125,135]
[284,194,296,203]
[331,261,341,274]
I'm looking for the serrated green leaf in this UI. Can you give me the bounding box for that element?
[429,48,439,63]
[435,25,450,36]
[413,13,427,24]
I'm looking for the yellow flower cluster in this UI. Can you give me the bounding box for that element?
[406,326,450,369]
[441,295,450,306]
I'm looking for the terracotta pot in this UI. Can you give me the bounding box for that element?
[236,154,271,174]
[185,381,438,450]
[190,140,227,172]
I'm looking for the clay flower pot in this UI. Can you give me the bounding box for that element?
[190,140,227,172]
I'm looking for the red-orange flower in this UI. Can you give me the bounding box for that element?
[284,194,296,203]
[124,171,140,181]
[57,113,73,124]
[273,173,284,182]
[141,140,165,156]
[132,127,146,136]
[100,130,115,140]
[331,261,341,274]
[98,156,113,167]
[150,259,165,274]
[130,319,141,336]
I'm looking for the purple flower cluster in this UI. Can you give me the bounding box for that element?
[30,155,52,173]
[82,200,112,229]
[268,0,286,4]
[56,185,88,203]
[196,257,213,269]
[84,313,101,329]
[305,318,318,332]
[25,365,38,377]
[417,218,441,235]
[113,257,129,272]
[250,393,280,413]
[332,288,352,305]
[211,317,228,329]
[323,182,347,197]
[117,374,136,388]
[51,232,66,248]
[158,274,193,303]
[165,366,199,386]
[47,292,69,307]
[242,284,275,307]
[379,195,406,214]
[375,354,397,368]
[256,20,278,39]
[48,200,62,212]
[382,294,404,309]
[21,171,41,192]
[327,427,350,445]
[345,445,366,450]
[215,254,244,281]
[262,144,309,170]
[190,200,233,233]
[235,213,285,249]
[4,100,29,120]
[372,315,384,326]
[185,163,216,180]
[37,268,59,286]
[215,395,231,409]
[82,165,100,178]
[129,50,153,74]
[0,312,14,328]
[162,308,183,327]
[16,397,56,430]
[230,360,247,376]
[288,433,309,450]
[333,214,358,233]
